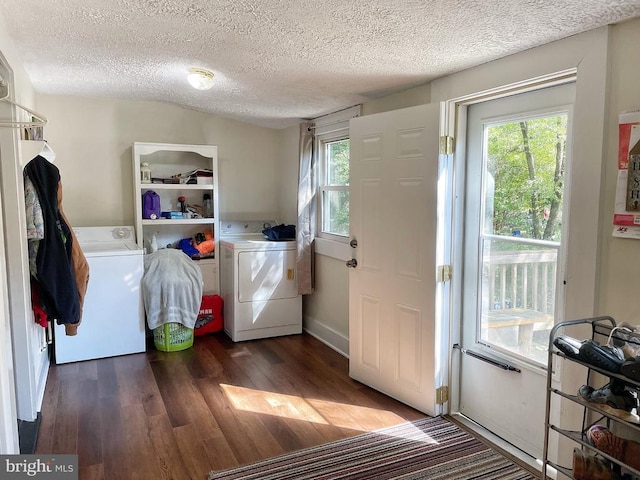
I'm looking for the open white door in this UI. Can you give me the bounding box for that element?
[349,103,441,415]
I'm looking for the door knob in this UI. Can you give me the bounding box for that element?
[346,258,358,268]
[350,238,358,248]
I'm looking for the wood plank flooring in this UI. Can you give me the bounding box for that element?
[36,333,425,480]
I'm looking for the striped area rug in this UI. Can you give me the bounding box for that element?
[208,416,538,480]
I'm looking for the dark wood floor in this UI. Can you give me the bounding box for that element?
[35,332,425,480]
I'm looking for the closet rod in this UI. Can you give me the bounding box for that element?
[0,75,48,128]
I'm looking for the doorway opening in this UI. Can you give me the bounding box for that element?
[447,76,576,466]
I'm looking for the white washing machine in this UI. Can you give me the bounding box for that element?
[220,221,302,342]
[54,226,145,363]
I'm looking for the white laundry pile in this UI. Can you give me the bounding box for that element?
[142,249,203,330]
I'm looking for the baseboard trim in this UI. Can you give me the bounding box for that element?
[303,316,349,358]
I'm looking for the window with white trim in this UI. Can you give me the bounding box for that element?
[313,106,360,242]
[318,134,350,238]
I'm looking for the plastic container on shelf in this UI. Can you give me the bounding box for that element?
[203,193,213,218]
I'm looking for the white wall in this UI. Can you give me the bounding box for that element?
[201,114,287,222]
[362,84,430,117]
[36,95,285,227]
[303,255,350,355]
[599,18,640,318]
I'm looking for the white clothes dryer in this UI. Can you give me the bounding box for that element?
[54,226,145,363]
[220,221,302,342]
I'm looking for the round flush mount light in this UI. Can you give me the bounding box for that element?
[187,68,215,90]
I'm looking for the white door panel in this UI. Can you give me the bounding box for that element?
[358,296,381,373]
[360,179,383,271]
[461,359,546,456]
[349,103,440,415]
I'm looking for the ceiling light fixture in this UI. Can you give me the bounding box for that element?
[187,68,215,90]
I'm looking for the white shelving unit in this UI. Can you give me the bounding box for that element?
[132,142,220,294]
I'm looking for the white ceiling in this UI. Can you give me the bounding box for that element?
[1,1,639,129]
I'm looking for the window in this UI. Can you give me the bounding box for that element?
[313,106,360,243]
[319,137,350,238]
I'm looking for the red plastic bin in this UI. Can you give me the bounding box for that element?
[194,294,223,336]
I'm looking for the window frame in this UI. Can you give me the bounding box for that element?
[316,131,350,243]
[311,106,360,252]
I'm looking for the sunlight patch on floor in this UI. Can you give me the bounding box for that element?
[380,424,441,444]
[220,384,416,433]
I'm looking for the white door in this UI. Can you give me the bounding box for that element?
[349,103,441,415]
[0,153,19,454]
[457,83,575,458]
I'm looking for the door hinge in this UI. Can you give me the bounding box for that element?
[436,386,449,404]
[437,264,452,282]
[439,135,454,155]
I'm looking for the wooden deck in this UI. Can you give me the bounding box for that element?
[484,308,553,358]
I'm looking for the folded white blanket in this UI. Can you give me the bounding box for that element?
[142,249,203,330]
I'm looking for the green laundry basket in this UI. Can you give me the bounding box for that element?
[153,322,194,352]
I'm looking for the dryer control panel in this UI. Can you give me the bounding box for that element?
[220,220,277,236]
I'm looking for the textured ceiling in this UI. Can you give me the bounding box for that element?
[0,1,639,128]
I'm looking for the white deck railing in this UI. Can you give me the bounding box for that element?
[485,248,558,315]
[480,236,559,362]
